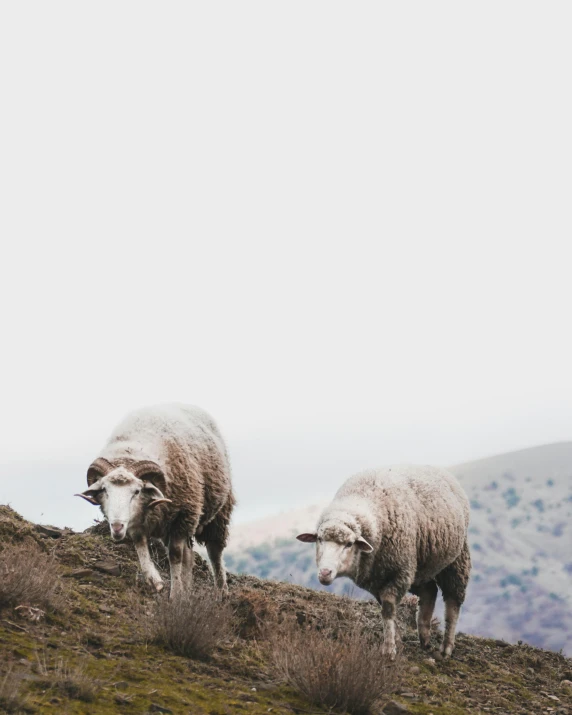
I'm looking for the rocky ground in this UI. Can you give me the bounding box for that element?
[0,505,571,715]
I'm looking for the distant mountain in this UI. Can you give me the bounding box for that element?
[226,442,572,654]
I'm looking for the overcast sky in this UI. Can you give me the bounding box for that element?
[1,3,571,531]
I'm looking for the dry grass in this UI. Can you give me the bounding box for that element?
[0,542,63,612]
[0,666,29,713]
[266,613,401,715]
[151,584,235,660]
[233,587,282,639]
[35,652,99,702]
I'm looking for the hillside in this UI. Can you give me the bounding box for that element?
[1,506,572,714]
[225,443,572,655]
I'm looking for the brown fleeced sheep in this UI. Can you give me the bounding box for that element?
[76,403,235,598]
[297,465,471,658]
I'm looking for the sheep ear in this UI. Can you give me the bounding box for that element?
[143,482,172,508]
[75,492,99,506]
[355,537,374,553]
[296,532,317,543]
[75,479,104,506]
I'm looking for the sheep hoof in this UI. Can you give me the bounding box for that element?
[439,644,453,659]
[153,580,165,593]
[381,643,397,660]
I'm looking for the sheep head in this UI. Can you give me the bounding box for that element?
[296,522,373,585]
[75,459,172,541]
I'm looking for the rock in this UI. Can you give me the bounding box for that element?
[15,605,45,622]
[94,560,121,576]
[409,666,421,675]
[433,651,444,662]
[383,701,409,714]
[494,639,510,647]
[66,569,94,579]
[99,604,114,614]
[150,705,173,714]
[36,525,65,538]
[400,692,417,699]
[560,680,572,689]
[114,681,129,691]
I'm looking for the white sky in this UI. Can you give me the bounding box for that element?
[1,3,571,531]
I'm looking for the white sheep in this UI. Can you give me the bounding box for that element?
[76,403,235,598]
[297,465,471,658]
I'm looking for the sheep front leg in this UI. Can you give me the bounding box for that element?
[168,536,187,599]
[132,534,164,592]
[377,590,399,659]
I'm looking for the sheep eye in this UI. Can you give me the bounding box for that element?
[345,542,353,549]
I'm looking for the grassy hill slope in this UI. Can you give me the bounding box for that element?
[1,506,572,715]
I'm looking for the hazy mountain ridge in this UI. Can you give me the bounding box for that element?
[226,443,572,655]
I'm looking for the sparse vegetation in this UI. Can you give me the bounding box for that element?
[0,504,570,714]
[151,585,235,660]
[0,666,29,713]
[35,652,100,702]
[0,541,63,611]
[266,613,400,714]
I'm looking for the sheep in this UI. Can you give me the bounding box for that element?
[297,465,471,658]
[76,403,235,599]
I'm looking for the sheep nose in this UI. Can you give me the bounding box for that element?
[319,568,332,579]
[111,522,124,534]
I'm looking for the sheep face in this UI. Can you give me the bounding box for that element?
[297,522,373,585]
[76,468,171,541]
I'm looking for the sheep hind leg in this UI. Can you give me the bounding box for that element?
[435,541,471,658]
[168,536,187,600]
[200,500,232,595]
[440,599,461,658]
[182,542,194,591]
[415,581,438,650]
[206,542,228,594]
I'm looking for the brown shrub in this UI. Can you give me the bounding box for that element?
[397,594,440,636]
[35,653,99,703]
[0,542,63,612]
[398,594,419,630]
[232,587,281,639]
[151,585,235,660]
[266,614,401,715]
